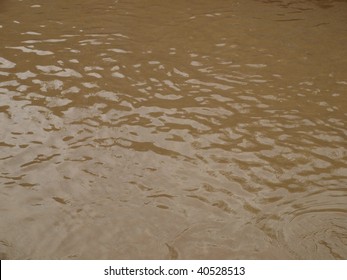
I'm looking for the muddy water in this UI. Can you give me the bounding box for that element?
[1,0,347,260]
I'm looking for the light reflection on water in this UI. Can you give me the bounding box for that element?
[0,0,347,259]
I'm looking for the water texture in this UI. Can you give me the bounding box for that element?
[0,0,347,259]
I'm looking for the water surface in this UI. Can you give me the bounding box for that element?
[0,0,347,259]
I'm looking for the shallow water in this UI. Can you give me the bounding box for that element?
[0,0,347,259]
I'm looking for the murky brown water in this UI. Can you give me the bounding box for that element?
[1,0,347,260]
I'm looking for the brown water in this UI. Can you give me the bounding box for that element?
[1,0,347,260]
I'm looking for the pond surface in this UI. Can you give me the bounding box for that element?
[0,0,347,259]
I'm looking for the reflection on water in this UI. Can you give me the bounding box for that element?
[0,0,347,259]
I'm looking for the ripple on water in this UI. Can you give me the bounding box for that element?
[1,0,347,259]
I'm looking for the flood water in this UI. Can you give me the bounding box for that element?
[1,0,347,260]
